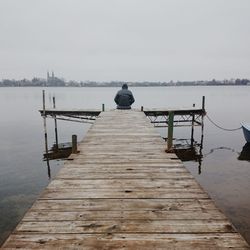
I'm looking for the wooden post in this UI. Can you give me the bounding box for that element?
[199,96,205,175]
[46,158,51,179]
[102,104,105,112]
[198,142,203,175]
[141,106,144,112]
[167,111,174,150]
[72,134,77,153]
[198,126,204,175]
[202,96,205,112]
[191,103,195,147]
[53,96,59,150]
[201,95,205,135]
[42,90,48,155]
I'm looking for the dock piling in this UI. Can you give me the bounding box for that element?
[202,96,205,112]
[201,96,205,140]
[42,90,48,155]
[102,104,105,112]
[72,134,77,153]
[191,104,195,147]
[167,111,174,150]
[53,96,59,150]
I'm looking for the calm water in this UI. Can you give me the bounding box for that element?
[0,86,250,245]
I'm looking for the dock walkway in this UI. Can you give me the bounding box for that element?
[2,110,249,249]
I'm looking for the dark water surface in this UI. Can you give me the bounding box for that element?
[0,86,250,245]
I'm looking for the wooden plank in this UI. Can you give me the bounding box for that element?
[63,163,184,168]
[75,154,177,159]
[47,179,199,189]
[56,172,193,180]
[4,233,249,249]
[39,109,101,116]
[69,153,179,158]
[79,146,169,151]
[60,164,185,170]
[23,209,227,221]
[41,189,209,199]
[77,150,172,155]
[31,199,218,211]
[57,169,189,175]
[70,159,182,165]
[16,220,235,234]
[55,168,189,177]
[82,138,164,143]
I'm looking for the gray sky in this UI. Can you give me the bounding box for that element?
[0,0,250,81]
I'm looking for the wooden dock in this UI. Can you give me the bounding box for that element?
[2,110,249,249]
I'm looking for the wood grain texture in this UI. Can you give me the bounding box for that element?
[3,233,249,250]
[2,109,249,249]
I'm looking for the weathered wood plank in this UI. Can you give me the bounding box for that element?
[23,209,227,221]
[31,199,218,211]
[63,162,184,168]
[41,189,209,199]
[70,159,182,165]
[59,166,186,173]
[16,220,235,234]
[3,233,249,250]
[55,170,190,179]
[56,172,193,179]
[75,154,177,160]
[81,138,165,143]
[47,179,199,189]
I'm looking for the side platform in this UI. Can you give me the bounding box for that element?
[2,110,249,249]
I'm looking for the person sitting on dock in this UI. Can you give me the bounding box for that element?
[114,84,135,109]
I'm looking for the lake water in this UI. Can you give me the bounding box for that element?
[0,86,250,245]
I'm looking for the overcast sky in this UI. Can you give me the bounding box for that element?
[0,0,250,82]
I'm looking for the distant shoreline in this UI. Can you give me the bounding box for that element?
[0,84,250,87]
[1,76,249,87]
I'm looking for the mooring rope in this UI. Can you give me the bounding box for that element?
[206,114,242,131]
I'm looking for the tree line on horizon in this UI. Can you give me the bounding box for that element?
[0,77,249,87]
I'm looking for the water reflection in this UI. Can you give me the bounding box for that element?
[44,142,72,160]
[43,142,73,179]
[173,138,203,174]
[238,143,250,161]
[172,137,250,175]
[202,144,250,162]
[45,159,51,179]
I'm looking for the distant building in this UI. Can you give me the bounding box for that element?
[47,71,55,84]
[46,71,65,86]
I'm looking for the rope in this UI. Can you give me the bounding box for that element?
[204,146,237,158]
[206,114,242,131]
